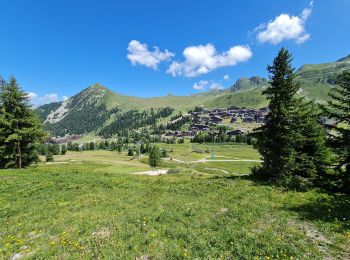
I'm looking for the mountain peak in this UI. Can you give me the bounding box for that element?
[88,83,109,91]
[230,76,268,92]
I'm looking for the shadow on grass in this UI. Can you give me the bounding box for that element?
[210,173,350,228]
[209,172,276,187]
[284,193,350,229]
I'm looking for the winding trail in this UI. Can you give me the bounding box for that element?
[163,158,262,164]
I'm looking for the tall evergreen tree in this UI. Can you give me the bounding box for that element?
[253,48,329,189]
[253,48,300,181]
[325,70,350,190]
[288,99,330,189]
[149,145,161,167]
[0,77,46,168]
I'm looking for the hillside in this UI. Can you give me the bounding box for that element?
[37,54,350,137]
[295,54,350,102]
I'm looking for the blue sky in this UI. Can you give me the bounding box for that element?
[0,0,349,105]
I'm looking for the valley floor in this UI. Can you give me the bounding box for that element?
[0,143,349,259]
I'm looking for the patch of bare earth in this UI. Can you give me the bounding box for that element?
[287,219,344,259]
[92,227,111,240]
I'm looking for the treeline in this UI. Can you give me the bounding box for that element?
[45,105,119,136]
[252,48,349,193]
[165,115,192,130]
[38,140,170,167]
[99,107,174,138]
[191,131,254,145]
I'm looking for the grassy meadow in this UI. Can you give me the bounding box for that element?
[0,143,349,259]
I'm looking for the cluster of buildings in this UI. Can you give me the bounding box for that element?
[164,106,269,138]
[47,134,82,144]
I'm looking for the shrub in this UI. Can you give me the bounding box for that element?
[127,147,134,156]
[168,168,181,174]
[46,151,54,162]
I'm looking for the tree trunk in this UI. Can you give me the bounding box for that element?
[17,141,22,169]
[16,122,22,169]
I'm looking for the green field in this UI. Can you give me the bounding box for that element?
[1,143,349,259]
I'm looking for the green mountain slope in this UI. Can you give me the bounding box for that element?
[37,54,350,136]
[295,55,350,102]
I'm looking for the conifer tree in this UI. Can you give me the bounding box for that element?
[149,145,161,167]
[253,48,300,180]
[253,48,329,189]
[288,99,330,189]
[325,70,350,190]
[0,76,46,168]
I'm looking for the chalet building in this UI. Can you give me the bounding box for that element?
[226,130,244,136]
[164,105,268,139]
[210,116,223,123]
[256,116,265,123]
[243,117,254,123]
[47,134,82,144]
[259,107,270,115]
[165,131,176,136]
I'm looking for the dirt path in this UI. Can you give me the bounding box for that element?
[192,159,262,163]
[164,158,262,164]
[130,169,168,176]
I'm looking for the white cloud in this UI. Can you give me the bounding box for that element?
[28,92,61,107]
[63,96,69,101]
[255,2,313,44]
[192,80,224,91]
[127,40,174,69]
[223,74,229,81]
[27,92,38,99]
[44,94,59,103]
[192,80,209,90]
[210,82,224,90]
[167,43,252,77]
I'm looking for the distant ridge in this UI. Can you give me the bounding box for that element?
[36,54,350,136]
[230,76,269,92]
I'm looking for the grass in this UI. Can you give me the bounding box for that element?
[1,143,349,259]
[158,142,260,162]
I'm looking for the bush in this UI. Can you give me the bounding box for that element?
[48,144,60,155]
[61,144,67,155]
[177,138,185,144]
[161,149,168,158]
[127,147,134,156]
[168,168,182,174]
[46,151,54,162]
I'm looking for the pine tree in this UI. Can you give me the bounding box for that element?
[325,70,350,191]
[0,76,46,168]
[287,99,330,190]
[149,145,161,167]
[253,48,329,189]
[253,48,300,180]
